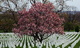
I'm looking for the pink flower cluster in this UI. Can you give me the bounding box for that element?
[12,2,64,36]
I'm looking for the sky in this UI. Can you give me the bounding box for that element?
[50,0,80,11]
[66,0,80,11]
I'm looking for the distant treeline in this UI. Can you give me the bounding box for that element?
[0,10,18,32]
[0,10,80,32]
[59,11,80,32]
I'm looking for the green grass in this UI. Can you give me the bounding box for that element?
[0,30,4,32]
[74,35,80,48]
[74,40,80,48]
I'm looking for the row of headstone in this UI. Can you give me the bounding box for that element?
[54,34,74,47]
[62,34,79,48]
[0,33,20,48]
[71,37,80,48]
[0,32,80,48]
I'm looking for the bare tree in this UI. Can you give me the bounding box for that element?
[52,0,76,13]
[0,0,77,12]
[29,0,77,13]
[0,0,29,12]
[29,0,48,4]
[0,0,29,23]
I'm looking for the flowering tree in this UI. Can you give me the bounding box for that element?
[12,2,64,42]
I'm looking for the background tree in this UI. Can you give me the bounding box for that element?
[59,11,80,31]
[29,0,77,12]
[0,0,76,13]
[0,10,18,32]
[75,25,79,32]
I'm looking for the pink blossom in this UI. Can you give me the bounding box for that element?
[12,2,64,37]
